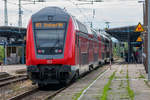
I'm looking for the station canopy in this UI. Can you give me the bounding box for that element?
[106,25,141,42]
[0,26,26,45]
[0,26,26,38]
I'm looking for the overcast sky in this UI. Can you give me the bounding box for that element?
[0,0,143,29]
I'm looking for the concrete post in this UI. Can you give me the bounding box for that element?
[21,45,25,64]
[128,27,130,63]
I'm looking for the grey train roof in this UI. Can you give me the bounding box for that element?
[31,7,70,22]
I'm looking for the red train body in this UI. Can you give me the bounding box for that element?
[26,7,112,86]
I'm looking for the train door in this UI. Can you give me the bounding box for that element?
[99,39,102,63]
[75,33,79,65]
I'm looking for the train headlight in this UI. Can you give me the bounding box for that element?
[42,50,45,53]
[55,49,58,53]
[55,49,62,53]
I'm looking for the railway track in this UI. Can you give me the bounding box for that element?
[7,67,108,100]
[0,75,28,87]
[0,75,15,82]
[8,85,67,100]
[7,60,120,100]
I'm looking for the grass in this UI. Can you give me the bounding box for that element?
[126,68,134,100]
[120,94,130,99]
[100,71,116,100]
[138,73,150,89]
[120,69,123,74]
[138,74,145,79]
[72,87,87,100]
[144,80,150,88]
[72,69,106,100]
[119,80,124,89]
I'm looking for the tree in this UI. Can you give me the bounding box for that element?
[0,46,4,62]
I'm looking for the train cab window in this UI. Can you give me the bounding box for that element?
[35,30,65,48]
[34,22,67,55]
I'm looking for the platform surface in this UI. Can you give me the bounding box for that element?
[0,64,26,75]
[52,62,150,100]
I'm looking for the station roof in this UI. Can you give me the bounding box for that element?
[0,26,27,45]
[0,26,26,38]
[106,26,141,42]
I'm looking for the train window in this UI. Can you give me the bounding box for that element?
[76,20,88,33]
[35,29,65,48]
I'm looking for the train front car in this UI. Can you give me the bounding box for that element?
[26,7,76,86]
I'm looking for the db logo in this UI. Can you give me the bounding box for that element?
[47,60,52,64]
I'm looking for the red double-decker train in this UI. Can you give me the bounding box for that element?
[26,7,113,87]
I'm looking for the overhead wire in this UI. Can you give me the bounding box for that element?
[1,0,142,27]
[67,0,92,26]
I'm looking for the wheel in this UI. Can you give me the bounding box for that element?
[104,60,107,64]
[98,61,102,67]
[89,65,93,71]
[72,70,79,82]
[75,70,79,79]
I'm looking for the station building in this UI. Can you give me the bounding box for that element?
[0,26,26,65]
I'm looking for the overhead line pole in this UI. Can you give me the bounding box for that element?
[18,0,22,27]
[91,0,94,28]
[148,0,150,81]
[4,0,8,26]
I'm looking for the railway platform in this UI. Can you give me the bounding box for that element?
[52,62,150,100]
[0,64,26,75]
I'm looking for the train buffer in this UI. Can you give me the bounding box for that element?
[52,61,150,100]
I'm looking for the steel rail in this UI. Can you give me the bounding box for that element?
[0,75,28,87]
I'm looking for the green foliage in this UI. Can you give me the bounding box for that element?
[138,74,145,79]
[113,42,128,58]
[73,71,107,100]
[126,69,134,100]
[0,46,4,62]
[73,87,86,100]
[144,80,150,88]
[124,42,128,51]
[100,71,116,100]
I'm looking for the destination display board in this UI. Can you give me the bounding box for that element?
[34,22,65,29]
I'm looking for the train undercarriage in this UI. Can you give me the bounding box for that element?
[27,65,78,86]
